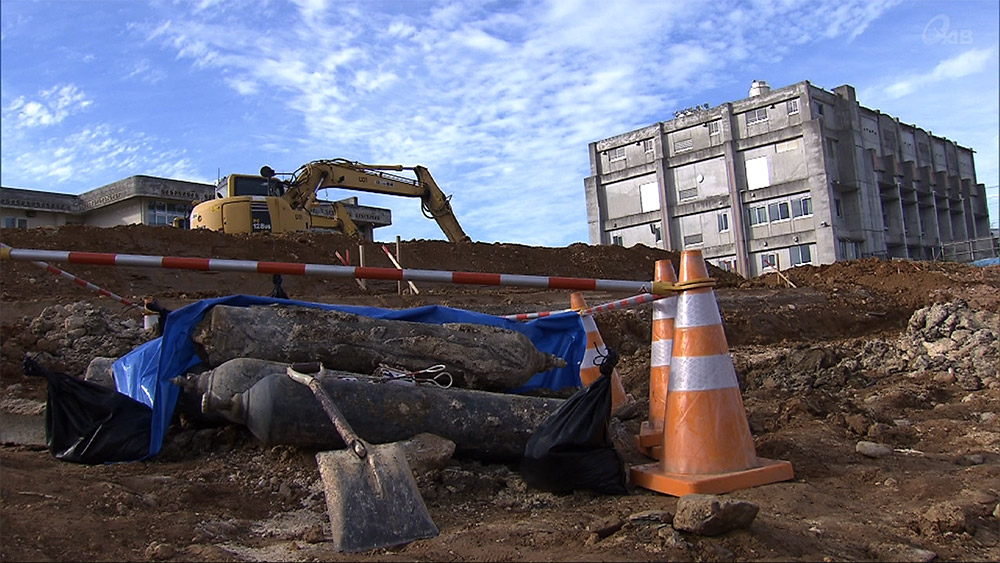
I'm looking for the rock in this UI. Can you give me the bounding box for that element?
[932,372,956,384]
[586,515,625,539]
[870,542,938,562]
[300,524,326,543]
[672,494,759,536]
[83,357,118,389]
[955,453,985,466]
[856,441,893,458]
[956,375,981,391]
[144,541,175,560]
[658,527,692,549]
[845,413,869,435]
[922,339,956,357]
[919,501,968,536]
[399,432,456,475]
[628,509,674,525]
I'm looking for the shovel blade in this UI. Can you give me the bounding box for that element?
[316,442,439,553]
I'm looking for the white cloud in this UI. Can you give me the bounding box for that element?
[3,84,92,128]
[226,77,260,95]
[884,48,996,99]
[125,59,168,84]
[3,124,207,187]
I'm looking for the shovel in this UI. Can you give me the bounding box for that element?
[286,363,439,552]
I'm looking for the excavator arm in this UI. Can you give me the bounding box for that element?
[283,159,472,243]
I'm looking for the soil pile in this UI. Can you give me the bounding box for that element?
[1,225,998,562]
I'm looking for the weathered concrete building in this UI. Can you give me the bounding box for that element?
[585,80,995,277]
[1,175,392,241]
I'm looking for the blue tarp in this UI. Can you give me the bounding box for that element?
[112,295,588,458]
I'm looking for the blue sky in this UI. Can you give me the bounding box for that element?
[2,0,997,245]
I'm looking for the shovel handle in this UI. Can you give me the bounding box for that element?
[287,366,368,459]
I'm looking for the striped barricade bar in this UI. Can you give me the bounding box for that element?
[0,247,656,294]
[0,243,138,309]
[501,292,664,322]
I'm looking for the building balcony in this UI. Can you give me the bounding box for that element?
[831,179,861,193]
[884,232,904,246]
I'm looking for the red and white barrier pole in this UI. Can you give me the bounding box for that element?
[0,247,657,294]
[0,243,138,309]
[502,292,664,321]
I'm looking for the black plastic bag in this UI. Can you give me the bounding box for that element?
[520,372,628,495]
[23,356,152,464]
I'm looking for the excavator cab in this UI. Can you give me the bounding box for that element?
[219,174,285,198]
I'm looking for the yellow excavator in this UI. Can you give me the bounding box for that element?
[189,158,472,242]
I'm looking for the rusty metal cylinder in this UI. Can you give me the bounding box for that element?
[226,373,564,462]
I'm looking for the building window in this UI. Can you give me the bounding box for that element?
[147,201,190,226]
[748,205,767,226]
[789,244,812,266]
[608,147,626,162]
[747,108,768,125]
[719,259,736,272]
[776,139,800,153]
[650,224,662,242]
[639,182,660,212]
[816,103,824,116]
[745,156,770,190]
[792,196,812,217]
[787,99,799,115]
[761,253,778,270]
[674,138,693,153]
[642,139,655,154]
[718,212,730,232]
[708,121,721,136]
[3,217,28,228]
[683,233,703,247]
[768,201,790,222]
[678,187,699,201]
[612,235,624,246]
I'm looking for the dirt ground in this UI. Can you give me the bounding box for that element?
[1,224,998,562]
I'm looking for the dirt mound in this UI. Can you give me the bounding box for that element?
[2,225,999,562]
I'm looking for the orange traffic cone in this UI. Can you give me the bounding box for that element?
[635,260,677,459]
[571,292,631,412]
[630,250,793,496]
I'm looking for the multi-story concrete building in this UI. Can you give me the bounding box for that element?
[584,80,995,277]
[1,174,392,241]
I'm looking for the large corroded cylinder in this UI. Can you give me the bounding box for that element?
[192,305,565,391]
[222,373,564,461]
